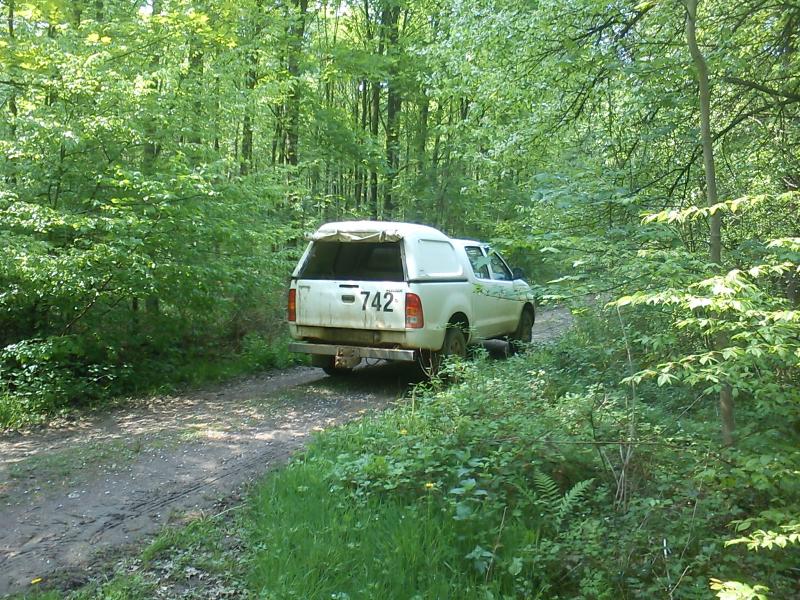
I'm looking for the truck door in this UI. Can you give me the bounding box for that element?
[484,247,524,334]
[464,245,506,338]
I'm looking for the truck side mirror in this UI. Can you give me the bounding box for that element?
[511,267,525,280]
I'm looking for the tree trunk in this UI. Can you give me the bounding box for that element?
[6,0,17,185]
[383,3,401,218]
[240,58,257,175]
[358,79,369,208]
[780,7,799,305]
[142,0,162,174]
[370,77,380,218]
[271,111,284,166]
[188,40,204,147]
[240,114,253,175]
[285,0,308,168]
[686,0,733,446]
[142,0,163,317]
[45,24,58,107]
[71,3,82,27]
[240,0,265,174]
[416,93,429,175]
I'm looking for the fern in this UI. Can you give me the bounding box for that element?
[532,470,561,509]
[532,471,594,531]
[556,478,594,529]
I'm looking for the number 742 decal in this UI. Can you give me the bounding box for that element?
[360,290,395,312]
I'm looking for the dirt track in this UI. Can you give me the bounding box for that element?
[0,305,572,597]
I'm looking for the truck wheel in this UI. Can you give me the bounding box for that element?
[442,327,467,358]
[315,356,354,376]
[322,365,353,376]
[508,307,534,354]
[417,327,467,379]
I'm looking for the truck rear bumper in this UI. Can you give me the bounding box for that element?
[289,324,445,350]
[288,342,417,362]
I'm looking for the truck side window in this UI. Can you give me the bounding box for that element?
[488,252,513,281]
[465,246,490,279]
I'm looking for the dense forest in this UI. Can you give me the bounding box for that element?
[1,0,799,597]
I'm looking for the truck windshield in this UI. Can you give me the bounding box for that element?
[299,241,405,282]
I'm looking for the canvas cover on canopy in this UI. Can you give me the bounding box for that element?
[306,221,449,244]
[309,228,404,243]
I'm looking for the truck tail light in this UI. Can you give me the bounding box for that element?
[405,293,424,329]
[288,288,297,322]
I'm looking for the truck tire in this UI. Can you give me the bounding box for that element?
[441,327,468,358]
[417,327,468,379]
[316,355,354,376]
[322,365,353,376]
[508,306,535,354]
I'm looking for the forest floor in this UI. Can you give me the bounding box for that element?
[0,305,573,597]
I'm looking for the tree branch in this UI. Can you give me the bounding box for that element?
[722,76,800,103]
[60,274,116,336]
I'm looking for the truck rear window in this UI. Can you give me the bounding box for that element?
[298,241,405,282]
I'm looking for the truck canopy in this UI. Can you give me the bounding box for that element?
[296,221,465,282]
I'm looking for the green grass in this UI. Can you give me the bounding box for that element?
[241,352,615,599]
[248,462,482,599]
[68,575,156,600]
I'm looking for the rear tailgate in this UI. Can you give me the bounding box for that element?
[296,280,408,330]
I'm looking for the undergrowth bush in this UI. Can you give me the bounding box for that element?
[244,306,800,599]
[19,304,797,599]
[0,330,298,428]
[0,336,129,425]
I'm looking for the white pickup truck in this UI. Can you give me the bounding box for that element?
[287,221,535,375]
